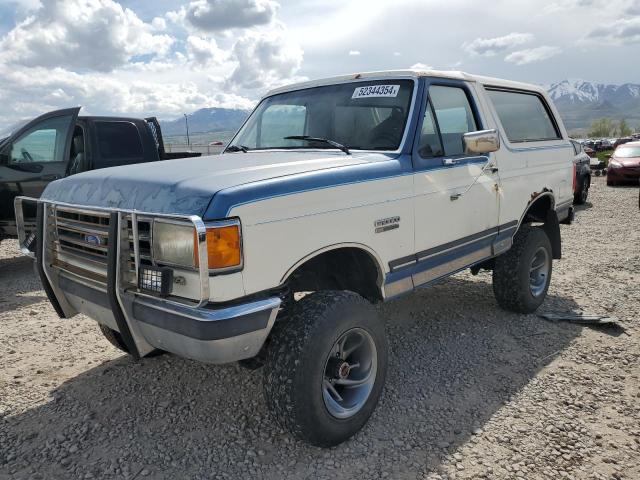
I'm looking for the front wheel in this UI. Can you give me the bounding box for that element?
[574,176,589,204]
[492,226,553,313]
[263,291,388,447]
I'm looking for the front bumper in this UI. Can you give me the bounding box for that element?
[16,197,281,364]
[607,166,640,183]
[60,274,280,363]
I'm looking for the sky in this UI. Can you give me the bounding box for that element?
[0,0,638,127]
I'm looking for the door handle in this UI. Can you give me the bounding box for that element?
[41,174,61,181]
[442,158,459,166]
[485,164,499,174]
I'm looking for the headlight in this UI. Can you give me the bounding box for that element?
[153,220,197,267]
[152,219,242,271]
[609,160,622,168]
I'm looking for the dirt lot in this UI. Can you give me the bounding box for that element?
[1,177,639,480]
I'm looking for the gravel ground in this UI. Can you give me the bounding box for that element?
[1,177,639,480]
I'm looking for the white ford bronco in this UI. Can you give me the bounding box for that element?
[16,69,575,447]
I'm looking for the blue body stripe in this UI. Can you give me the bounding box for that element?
[206,154,492,219]
[205,154,413,219]
[385,233,496,286]
[384,220,519,297]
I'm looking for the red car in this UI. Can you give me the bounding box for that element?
[607,141,640,186]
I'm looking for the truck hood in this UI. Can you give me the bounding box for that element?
[42,151,391,216]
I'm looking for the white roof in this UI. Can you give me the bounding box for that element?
[266,69,547,97]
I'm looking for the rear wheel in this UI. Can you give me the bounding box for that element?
[492,226,553,314]
[263,290,388,447]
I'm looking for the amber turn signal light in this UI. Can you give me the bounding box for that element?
[195,224,242,270]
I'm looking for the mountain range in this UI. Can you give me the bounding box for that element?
[546,80,640,132]
[159,107,250,137]
[159,80,640,138]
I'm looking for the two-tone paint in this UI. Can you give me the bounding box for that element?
[36,69,574,308]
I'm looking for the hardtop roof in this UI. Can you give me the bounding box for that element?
[266,69,548,97]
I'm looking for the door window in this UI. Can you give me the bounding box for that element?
[417,102,444,158]
[429,86,478,156]
[7,115,74,164]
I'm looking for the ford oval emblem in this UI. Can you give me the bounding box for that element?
[84,234,101,246]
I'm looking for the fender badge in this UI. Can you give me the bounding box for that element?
[375,216,400,233]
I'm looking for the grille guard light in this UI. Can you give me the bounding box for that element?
[138,266,173,296]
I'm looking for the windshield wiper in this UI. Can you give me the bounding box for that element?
[284,135,350,155]
[226,144,250,153]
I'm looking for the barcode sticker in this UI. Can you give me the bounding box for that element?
[352,85,400,99]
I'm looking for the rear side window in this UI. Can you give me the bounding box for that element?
[95,121,143,160]
[486,89,560,143]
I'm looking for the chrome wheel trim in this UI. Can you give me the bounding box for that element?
[529,246,550,297]
[322,328,377,419]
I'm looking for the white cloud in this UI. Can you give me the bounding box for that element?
[585,17,640,45]
[0,0,174,72]
[227,29,304,90]
[186,35,229,66]
[462,32,533,57]
[179,0,279,32]
[0,66,255,125]
[626,0,640,15]
[504,46,562,65]
[410,62,433,70]
[151,16,167,31]
[348,50,360,56]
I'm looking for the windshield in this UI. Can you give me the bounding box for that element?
[615,146,640,158]
[229,79,415,152]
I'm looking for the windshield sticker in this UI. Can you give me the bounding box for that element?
[352,85,400,99]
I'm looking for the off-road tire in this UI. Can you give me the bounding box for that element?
[98,324,164,357]
[574,176,589,204]
[492,225,553,314]
[263,290,388,447]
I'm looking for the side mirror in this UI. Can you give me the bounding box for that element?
[463,129,500,155]
[605,153,612,159]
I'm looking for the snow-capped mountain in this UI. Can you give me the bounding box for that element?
[546,80,640,131]
[548,79,640,104]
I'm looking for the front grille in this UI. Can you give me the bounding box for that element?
[48,207,151,287]
[50,207,111,284]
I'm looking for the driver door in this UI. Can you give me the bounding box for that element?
[410,80,500,287]
[0,107,80,221]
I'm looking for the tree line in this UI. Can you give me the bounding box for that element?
[588,118,639,138]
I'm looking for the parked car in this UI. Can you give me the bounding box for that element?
[0,108,200,243]
[607,141,640,186]
[571,140,591,204]
[613,137,633,149]
[16,70,575,447]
